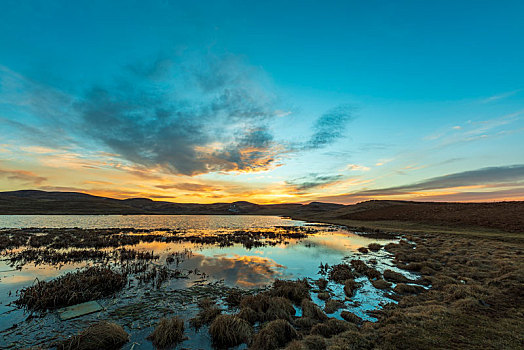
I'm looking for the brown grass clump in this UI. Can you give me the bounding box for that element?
[324,299,345,314]
[225,289,244,307]
[269,279,311,304]
[189,305,221,330]
[327,330,372,350]
[16,266,126,311]
[340,311,363,325]
[317,292,331,300]
[240,294,295,322]
[251,319,299,350]
[56,321,129,350]
[301,298,329,321]
[393,283,425,295]
[343,279,358,298]
[147,317,184,349]
[209,315,253,348]
[310,319,355,338]
[383,269,409,283]
[293,316,319,331]
[315,278,328,290]
[285,340,305,350]
[350,260,369,275]
[371,278,391,290]
[303,335,327,350]
[237,306,259,324]
[328,264,354,284]
[364,267,381,279]
[367,243,382,251]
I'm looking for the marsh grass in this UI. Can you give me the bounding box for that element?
[209,315,253,348]
[250,319,299,350]
[310,318,355,338]
[328,264,354,284]
[189,298,222,330]
[301,299,328,321]
[147,317,185,349]
[323,299,345,314]
[55,321,128,350]
[15,267,126,311]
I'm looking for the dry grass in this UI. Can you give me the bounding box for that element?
[56,321,128,350]
[293,316,319,331]
[209,315,253,348]
[189,305,221,330]
[328,264,354,284]
[147,317,184,349]
[251,319,299,350]
[371,278,391,290]
[343,279,358,298]
[327,330,372,350]
[317,292,331,300]
[225,289,244,307]
[340,311,363,325]
[16,267,126,311]
[393,283,425,295]
[315,278,328,290]
[323,299,345,314]
[240,294,295,322]
[382,269,409,283]
[368,243,382,251]
[269,279,311,304]
[301,298,328,321]
[310,319,355,338]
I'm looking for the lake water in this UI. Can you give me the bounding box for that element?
[0,215,416,349]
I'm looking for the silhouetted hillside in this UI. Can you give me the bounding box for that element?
[0,190,343,215]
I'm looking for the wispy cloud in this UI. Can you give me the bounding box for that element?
[344,164,370,171]
[481,89,520,103]
[300,105,354,150]
[286,173,344,192]
[355,164,524,196]
[0,168,47,185]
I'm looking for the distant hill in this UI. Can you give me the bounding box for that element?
[298,199,524,233]
[0,190,344,215]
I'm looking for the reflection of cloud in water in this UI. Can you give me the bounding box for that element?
[181,253,286,288]
[0,263,85,286]
[304,231,393,253]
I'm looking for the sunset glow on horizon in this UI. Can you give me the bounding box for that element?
[1,1,524,204]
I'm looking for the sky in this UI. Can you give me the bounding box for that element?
[1,0,524,204]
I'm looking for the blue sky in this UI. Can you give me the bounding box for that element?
[1,0,523,203]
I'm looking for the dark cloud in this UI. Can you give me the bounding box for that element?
[287,173,344,192]
[302,105,354,150]
[74,55,280,176]
[357,164,524,196]
[0,168,47,185]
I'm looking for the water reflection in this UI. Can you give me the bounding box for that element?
[183,253,286,287]
[0,214,306,229]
